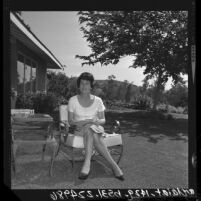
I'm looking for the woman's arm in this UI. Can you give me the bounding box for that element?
[93,111,106,126]
[68,110,105,128]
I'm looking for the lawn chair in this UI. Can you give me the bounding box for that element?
[49,105,123,177]
[11,109,56,175]
[11,109,35,174]
[11,109,35,116]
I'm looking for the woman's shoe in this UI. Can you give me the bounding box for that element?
[114,174,125,181]
[112,170,125,181]
[78,171,90,180]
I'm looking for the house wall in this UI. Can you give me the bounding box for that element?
[10,35,17,91]
[37,62,47,92]
[10,37,47,94]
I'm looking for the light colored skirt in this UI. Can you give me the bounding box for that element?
[74,124,105,137]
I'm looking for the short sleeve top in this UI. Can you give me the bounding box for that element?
[68,95,105,122]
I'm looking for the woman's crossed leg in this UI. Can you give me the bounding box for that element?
[80,126,123,177]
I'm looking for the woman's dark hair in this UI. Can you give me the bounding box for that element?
[77,72,94,88]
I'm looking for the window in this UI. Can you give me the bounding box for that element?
[17,57,24,94]
[31,62,36,93]
[24,58,32,93]
[16,53,37,94]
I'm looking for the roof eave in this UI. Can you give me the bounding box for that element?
[10,12,63,70]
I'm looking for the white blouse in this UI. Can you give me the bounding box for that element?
[68,95,106,122]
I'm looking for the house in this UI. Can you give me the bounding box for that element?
[10,12,63,108]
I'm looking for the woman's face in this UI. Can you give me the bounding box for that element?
[79,79,92,95]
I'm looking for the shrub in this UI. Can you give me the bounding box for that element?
[47,71,70,98]
[158,112,166,120]
[176,106,185,114]
[147,110,174,120]
[167,105,178,113]
[183,106,188,114]
[11,88,17,98]
[157,104,168,113]
[131,95,152,110]
[166,114,174,120]
[166,105,187,114]
[15,92,59,115]
[56,96,69,106]
[15,93,34,109]
[32,92,58,114]
[165,83,188,108]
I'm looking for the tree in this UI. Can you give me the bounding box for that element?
[108,75,116,81]
[125,83,132,103]
[140,77,150,95]
[165,82,188,107]
[93,88,106,99]
[47,71,70,98]
[106,75,116,100]
[93,81,106,99]
[66,76,78,99]
[76,11,188,109]
[116,80,129,102]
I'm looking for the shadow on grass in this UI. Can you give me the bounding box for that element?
[51,109,188,144]
[105,110,188,144]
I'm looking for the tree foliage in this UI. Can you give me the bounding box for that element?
[165,82,188,107]
[106,75,117,100]
[47,71,70,98]
[125,83,133,103]
[116,80,129,101]
[76,11,188,86]
[46,71,79,101]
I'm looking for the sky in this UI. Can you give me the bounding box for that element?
[20,11,187,90]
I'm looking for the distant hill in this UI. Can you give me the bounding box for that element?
[66,76,141,102]
[95,79,138,88]
[94,79,141,102]
[67,77,139,88]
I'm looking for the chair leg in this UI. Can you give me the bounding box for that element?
[116,145,123,164]
[49,139,59,177]
[107,145,123,165]
[12,143,18,175]
[56,140,61,157]
[11,143,16,175]
[41,143,47,161]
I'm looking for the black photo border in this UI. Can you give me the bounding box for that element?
[3,0,197,200]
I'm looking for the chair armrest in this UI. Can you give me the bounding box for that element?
[47,122,58,139]
[59,120,71,132]
[111,120,121,134]
[59,120,70,127]
[59,124,78,143]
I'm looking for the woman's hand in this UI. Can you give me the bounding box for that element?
[75,119,93,131]
[75,118,104,131]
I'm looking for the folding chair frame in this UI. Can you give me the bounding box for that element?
[11,110,56,176]
[49,105,123,177]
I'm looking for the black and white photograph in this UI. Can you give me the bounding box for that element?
[6,5,197,199]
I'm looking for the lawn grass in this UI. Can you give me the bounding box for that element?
[104,109,188,140]
[11,109,188,189]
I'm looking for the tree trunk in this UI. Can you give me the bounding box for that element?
[152,86,160,110]
[152,71,164,110]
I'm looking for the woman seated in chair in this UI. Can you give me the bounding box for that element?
[68,72,124,180]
